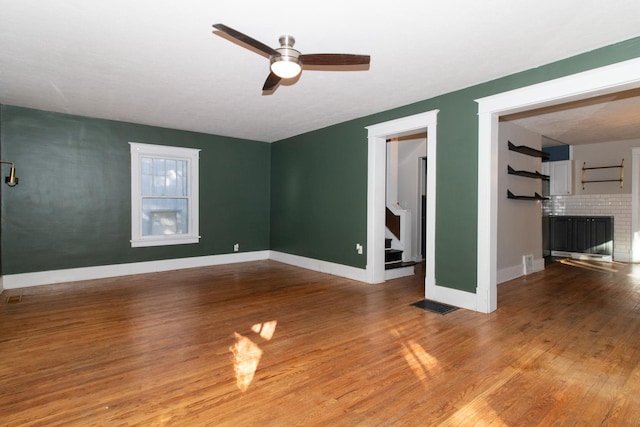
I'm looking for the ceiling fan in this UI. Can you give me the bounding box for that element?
[212,23,370,92]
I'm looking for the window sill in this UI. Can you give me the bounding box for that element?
[131,236,200,248]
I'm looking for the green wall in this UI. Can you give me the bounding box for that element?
[0,106,271,274]
[2,36,639,290]
[270,36,640,293]
[270,123,368,267]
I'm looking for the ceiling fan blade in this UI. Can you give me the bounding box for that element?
[299,54,370,67]
[263,72,282,91]
[213,23,279,57]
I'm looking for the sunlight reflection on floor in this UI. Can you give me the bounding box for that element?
[230,321,278,392]
[559,258,622,273]
[391,328,441,383]
[230,333,263,392]
[400,340,442,382]
[252,320,278,340]
[446,400,509,426]
[625,263,640,281]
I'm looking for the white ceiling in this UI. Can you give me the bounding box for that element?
[1,1,640,143]
[503,89,640,146]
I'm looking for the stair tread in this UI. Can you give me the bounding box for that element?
[385,261,418,270]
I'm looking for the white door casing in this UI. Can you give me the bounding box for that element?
[476,57,640,313]
[366,111,439,296]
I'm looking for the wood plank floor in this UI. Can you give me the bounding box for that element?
[1,259,639,426]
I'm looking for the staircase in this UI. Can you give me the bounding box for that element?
[385,206,416,279]
[385,238,403,266]
[385,238,416,279]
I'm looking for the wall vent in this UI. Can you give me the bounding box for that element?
[523,255,534,275]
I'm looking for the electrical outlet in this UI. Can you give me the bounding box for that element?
[233,243,239,252]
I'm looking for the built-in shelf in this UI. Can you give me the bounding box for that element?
[507,190,548,201]
[581,159,624,189]
[508,141,550,160]
[507,165,549,180]
[507,141,548,201]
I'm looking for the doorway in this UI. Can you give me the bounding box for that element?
[365,110,438,297]
[387,134,427,263]
[476,57,640,313]
[420,156,427,260]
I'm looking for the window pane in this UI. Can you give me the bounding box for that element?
[153,159,165,195]
[141,157,153,174]
[141,198,188,236]
[141,158,153,196]
[142,158,188,197]
[178,161,187,196]
[165,159,177,196]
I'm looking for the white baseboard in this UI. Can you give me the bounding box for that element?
[384,265,415,280]
[497,264,524,284]
[0,251,270,290]
[0,251,369,291]
[614,253,631,263]
[269,251,368,282]
[497,258,545,284]
[427,284,477,312]
[0,250,419,295]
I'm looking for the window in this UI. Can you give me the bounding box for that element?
[130,142,200,247]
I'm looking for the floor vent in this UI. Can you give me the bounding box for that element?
[6,295,22,304]
[411,299,458,315]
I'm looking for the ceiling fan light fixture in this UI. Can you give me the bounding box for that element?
[270,54,302,79]
[212,25,370,92]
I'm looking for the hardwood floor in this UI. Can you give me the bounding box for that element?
[1,259,639,426]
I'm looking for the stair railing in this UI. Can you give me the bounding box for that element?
[386,207,401,240]
[386,203,412,262]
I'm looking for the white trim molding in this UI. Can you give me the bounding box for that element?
[497,258,545,285]
[365,110,439,298]
[476,56,640,313]
[0,251,368,290]
[1,251,270,289]
[269,251,368,282]
[429,284,477,312]
[632,147,640,262]
[129,142,201,248]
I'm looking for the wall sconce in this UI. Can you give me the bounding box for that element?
[0,160,19,187]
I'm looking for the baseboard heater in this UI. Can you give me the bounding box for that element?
[551,250,613,262]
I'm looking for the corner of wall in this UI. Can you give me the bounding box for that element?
[497,256,545,284]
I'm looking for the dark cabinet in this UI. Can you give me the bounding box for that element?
[572,217,591,253]
[550,217,573,252]
[591,217,614,255]
[549,216,613,257]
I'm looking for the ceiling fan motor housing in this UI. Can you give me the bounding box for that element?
[279,34,295,48]
[271,35,302,78]
[271,48,302,64]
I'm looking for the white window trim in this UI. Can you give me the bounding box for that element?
[129,142,201,247]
